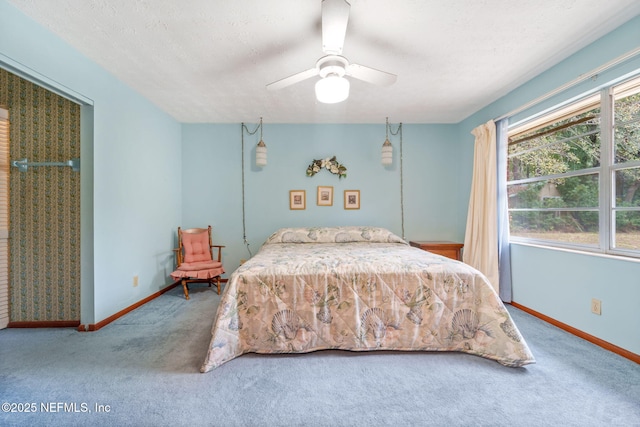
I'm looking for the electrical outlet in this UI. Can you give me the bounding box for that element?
[133,275,139,287]
[591,298,601,315]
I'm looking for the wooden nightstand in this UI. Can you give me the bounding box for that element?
[409,241,463,261]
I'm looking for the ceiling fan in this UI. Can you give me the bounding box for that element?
[266,0,397,103]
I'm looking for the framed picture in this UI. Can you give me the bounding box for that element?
[344,190,360,210]
[317,186,334,206]
[289,190,306,210]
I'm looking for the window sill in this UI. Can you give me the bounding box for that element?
[509,240,640,264]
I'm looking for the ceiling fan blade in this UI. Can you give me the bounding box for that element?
[266,68,319,91]
[346,63,397,86]
[322,0,350,55]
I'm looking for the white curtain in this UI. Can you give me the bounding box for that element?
[463,120,499,292]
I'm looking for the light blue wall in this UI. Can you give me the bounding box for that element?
[181,123,463,271]
[511,245,640,353]
[0,1,183,324]
[458,15,640,355]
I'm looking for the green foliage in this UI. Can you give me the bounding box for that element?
[614,93,640,165]
[509,90,640,235]
[616,202,640,232]
[555,176,599,231]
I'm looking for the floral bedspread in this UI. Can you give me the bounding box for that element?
[200,227,535,372]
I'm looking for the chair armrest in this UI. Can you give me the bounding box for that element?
[210,245,225,262]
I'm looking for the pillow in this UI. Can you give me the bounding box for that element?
[264,226,407,245]
[182,231,212,263]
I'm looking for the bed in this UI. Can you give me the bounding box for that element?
[200,226,534,372]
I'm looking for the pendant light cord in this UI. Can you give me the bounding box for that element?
[241,120,262,258]
[389,122,404,240]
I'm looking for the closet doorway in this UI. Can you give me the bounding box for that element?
[0,69,81,327]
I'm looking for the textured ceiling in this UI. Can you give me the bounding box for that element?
[7,0,640,123]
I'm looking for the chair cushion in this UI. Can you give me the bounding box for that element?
[176,261,222,271]
[170,261,224,281]
[182,231,212,263]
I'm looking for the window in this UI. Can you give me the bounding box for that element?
[507,75,640,257]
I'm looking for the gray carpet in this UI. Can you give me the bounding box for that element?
[1,285,638,427]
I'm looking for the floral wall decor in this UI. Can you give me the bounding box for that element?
[306,156,347,179]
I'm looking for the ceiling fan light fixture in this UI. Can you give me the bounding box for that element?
[315,75,350,104]
[266,1,397,99]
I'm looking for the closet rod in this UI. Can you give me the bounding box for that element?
[10,157,80,172]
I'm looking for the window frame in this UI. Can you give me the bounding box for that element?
[507,74,640,259]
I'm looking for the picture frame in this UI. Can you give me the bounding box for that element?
[317,186,334,206]
[344,190,360,210]
[289,190,306,210]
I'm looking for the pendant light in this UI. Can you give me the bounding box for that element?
[256,117,267,167]
[382,117,392,165]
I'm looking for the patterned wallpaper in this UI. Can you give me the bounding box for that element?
[0,68,81,322]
